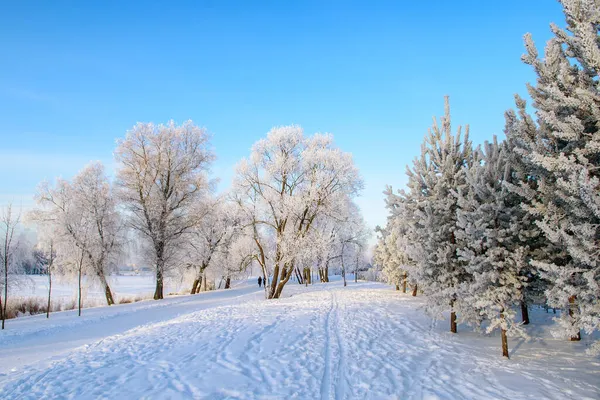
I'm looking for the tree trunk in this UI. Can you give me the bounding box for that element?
[2,252,7,329]
[0,289,3,330]
[520,301,529,325]
[395,284,400,291]
[341,248,347,287]
[402,273,407,293]
[294,267,303,285]
[568,295,581,341]
[450,311,457,333]
[191,278,199,294]
[501,327,509,358]
[98,272,115,306]
[47,270,52,318]
[269,263,280,299]
[196,274,206,294]
[154,265,164,300]
[272,264,295,299]
[354,253,358,283]
[104,284,114,305]
[225,276,231,289]
[78,263,83,317]
[201,271,207,292]
[263,273,269,297]
[304,268,308,287]
[450,300,457,333]
[412,284,418,297]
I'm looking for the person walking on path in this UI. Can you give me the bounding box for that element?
[258,276,262,287]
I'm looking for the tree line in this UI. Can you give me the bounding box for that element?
[0,124,369,328]
[375,0,600,358]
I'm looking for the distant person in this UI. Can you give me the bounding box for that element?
[258,276,262,287]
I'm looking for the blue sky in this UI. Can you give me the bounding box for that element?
[0,0,564,234]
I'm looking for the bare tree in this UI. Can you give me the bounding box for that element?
[0,204,22,329]
[115,121,214,300]
[35,238,57,318]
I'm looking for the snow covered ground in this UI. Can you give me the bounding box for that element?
[1,279,599,399]
[11,274,190,305]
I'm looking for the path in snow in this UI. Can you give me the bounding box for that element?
[1,281,599,399]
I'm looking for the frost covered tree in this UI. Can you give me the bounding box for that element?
[505,0,600,348]
[374,225,410,292]
[305,199,368,286]
[0,204,24,329]
[232,126,362,299]
[34,235,57,318]
[386,97,473,333]
[185,197,239,294]
[115,121,214,300]
[337,208,371,287]
[455,137,543,358]
[32,162,123,306]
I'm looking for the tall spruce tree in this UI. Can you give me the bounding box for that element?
[505,0,600,349]
[456,137,540,358]
[387,97,474,332]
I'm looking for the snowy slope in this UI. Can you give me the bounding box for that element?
[1,280,599,400]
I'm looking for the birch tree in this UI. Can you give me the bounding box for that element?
[115,120,214,300]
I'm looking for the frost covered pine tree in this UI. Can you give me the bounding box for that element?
[456,137,540,358]
[374,226,409,292]
[115,121,214,300]
[386,97,473,333]
[505,0,600,348]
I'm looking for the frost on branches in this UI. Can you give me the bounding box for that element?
[115,121,214,300]
[505,0,600,351]
[385,97,473,333]
[32,162,124,307]
[232,125,363,299]
[455,137,541,358]
[0,205,28,329]
[374,225,409,293]
[184,196,240,293]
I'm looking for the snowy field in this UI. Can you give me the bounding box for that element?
[1,279,599,400]
[11,274,190,306]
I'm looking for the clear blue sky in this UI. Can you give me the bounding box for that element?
[0,0,564,234]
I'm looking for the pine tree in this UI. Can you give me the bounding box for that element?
[374,226,408,292]
[456,137,540,357]
[387,97,474,332]
[505,0,600,350]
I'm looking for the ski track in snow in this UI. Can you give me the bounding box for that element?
[1,281,599,399]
